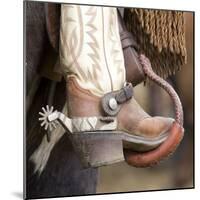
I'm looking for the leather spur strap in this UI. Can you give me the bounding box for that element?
[117,9,145,85]
[120,31,138,50]
[101,83,133,116]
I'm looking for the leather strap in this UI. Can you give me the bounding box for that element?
[115,83,133,103]
[117,8,138,51]
[101,83,133,116]
[117,9,145,85]
[120,31,138,50]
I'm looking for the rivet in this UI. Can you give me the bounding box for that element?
[109,98,117,110]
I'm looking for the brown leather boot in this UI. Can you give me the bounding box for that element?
[67,77,173,150]
[39,75,183,168]
[65,76,183,167]
[39,5,184,168]
[118,9,145,86]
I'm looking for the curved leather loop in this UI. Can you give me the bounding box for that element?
[124,122,184,167]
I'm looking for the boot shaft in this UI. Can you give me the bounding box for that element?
[60,5,126,96]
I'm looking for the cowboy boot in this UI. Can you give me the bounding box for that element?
[40,5,183,168]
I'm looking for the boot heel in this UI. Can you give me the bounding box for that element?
[68,132,125,168]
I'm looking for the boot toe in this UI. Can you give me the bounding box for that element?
[123,117,174,152]
[137,117,174,138]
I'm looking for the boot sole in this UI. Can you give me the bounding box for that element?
[66,128,169,168]
[124,122,184,167]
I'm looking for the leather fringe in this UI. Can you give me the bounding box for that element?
[124,8,187,78]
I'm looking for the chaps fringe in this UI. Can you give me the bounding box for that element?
[124,8,187,79]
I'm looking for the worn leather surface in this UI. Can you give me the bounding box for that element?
[67,77,173,139]
[38,41,62,81]
[45,3,60,52]
[26,2,47,92]
[101,82,133,116]
[120,31,138,50]
[118,10,145,86]
[115,83,133,103]
[67,76,102,118]
[66,77,179,167]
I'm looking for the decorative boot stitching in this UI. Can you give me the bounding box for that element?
[101,7,114,91]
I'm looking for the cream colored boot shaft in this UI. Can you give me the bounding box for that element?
[60,5,125,96]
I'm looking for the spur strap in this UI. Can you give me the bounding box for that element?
[120,31,138,50]
[101,83,133,116]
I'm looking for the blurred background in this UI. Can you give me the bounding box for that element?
[97,12,194,193]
